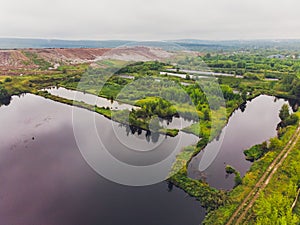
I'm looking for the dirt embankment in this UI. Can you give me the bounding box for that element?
[0,50,36,70]
[29,48,111,64]
[98,46,173,61]
[0,48,110,71]
[0,47,173,75]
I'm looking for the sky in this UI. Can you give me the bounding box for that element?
[0,0,300,40]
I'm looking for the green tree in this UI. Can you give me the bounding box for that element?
[4,77,12,82]
[205,53,211,58]
[241,90,247,102]
[285,114,299,126]
[269,137,282,150]
[292,81,300,97]
[0,85,9,100]
[279,104,290,122]
[204,109,210,121]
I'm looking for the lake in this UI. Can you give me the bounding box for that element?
[188,95,290,190]
[45,87,195,130]
[0,92,292,224]
[45,87,138,110]
[0,93,204,225]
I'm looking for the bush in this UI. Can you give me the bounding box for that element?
[285,114,299,126]
[234,173,243,186]
[244,142,268,162]
[4,77,12,82]
[225,165,236,174]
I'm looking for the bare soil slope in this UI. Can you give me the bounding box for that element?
[0,47,173,75]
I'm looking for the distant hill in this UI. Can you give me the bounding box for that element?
[173,39,300,51]
[0,38,131,49]
[1,38,300,51]
[0,46,173,75]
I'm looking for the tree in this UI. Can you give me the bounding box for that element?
[205,53,211,58]
[285,114,299,126]
[0,85,10,100]
[237,61,245,68]
[292,81,300,98]
[241,90,247,102]
[110,96,114,104]
[234,173,242,186]
[4,77,12,82]
[261,141,268,151]
[279,104,290,122]
[269,137,282,150]
[204,109,210,121]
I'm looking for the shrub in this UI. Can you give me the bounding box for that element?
[4,77,12,82]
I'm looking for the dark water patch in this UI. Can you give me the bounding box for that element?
[0,94,204,225]
[188,95,291,190]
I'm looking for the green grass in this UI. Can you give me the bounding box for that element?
[23,51,52,70]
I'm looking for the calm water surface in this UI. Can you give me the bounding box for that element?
[45,87,137,110]
[0,92,291,224]
[188,95,290,190]
[45,87,195,129]
[0,94,203,225]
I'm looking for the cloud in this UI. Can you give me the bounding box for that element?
[0,0,299,40]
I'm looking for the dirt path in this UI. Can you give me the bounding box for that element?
[226,124,300,225]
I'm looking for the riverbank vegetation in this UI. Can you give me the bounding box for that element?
[169,144,228,211]
[1,51,300,220]
[203,111,300,224]
[201,52,300,79]
[244,142,268,162]
[225,165,242,187]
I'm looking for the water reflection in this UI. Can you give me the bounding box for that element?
[44,87,138,110]
[239,102,246,112]
[45,87,196,130]
[123,124,161,143]
[189,95,292,190]
[0,93,204,225]
[287,98,300,112]
[0,96,11,106]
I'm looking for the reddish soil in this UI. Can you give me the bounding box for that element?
[29,48,110,63]
[0,48,110,69]
[0,47,173,75]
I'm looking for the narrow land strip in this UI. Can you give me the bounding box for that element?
[226,124,300,225]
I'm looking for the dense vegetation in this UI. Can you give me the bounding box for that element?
[0,85,10,100]
[202,52,300,78]
[244,142,268,162]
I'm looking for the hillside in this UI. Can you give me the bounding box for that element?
[0,46,173,75]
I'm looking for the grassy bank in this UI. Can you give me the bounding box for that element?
[37,91,179,137]
[203,112,300,224]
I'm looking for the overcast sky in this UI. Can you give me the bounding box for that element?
[0,0,300,40]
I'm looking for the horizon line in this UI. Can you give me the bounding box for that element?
[1,37,300,42]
